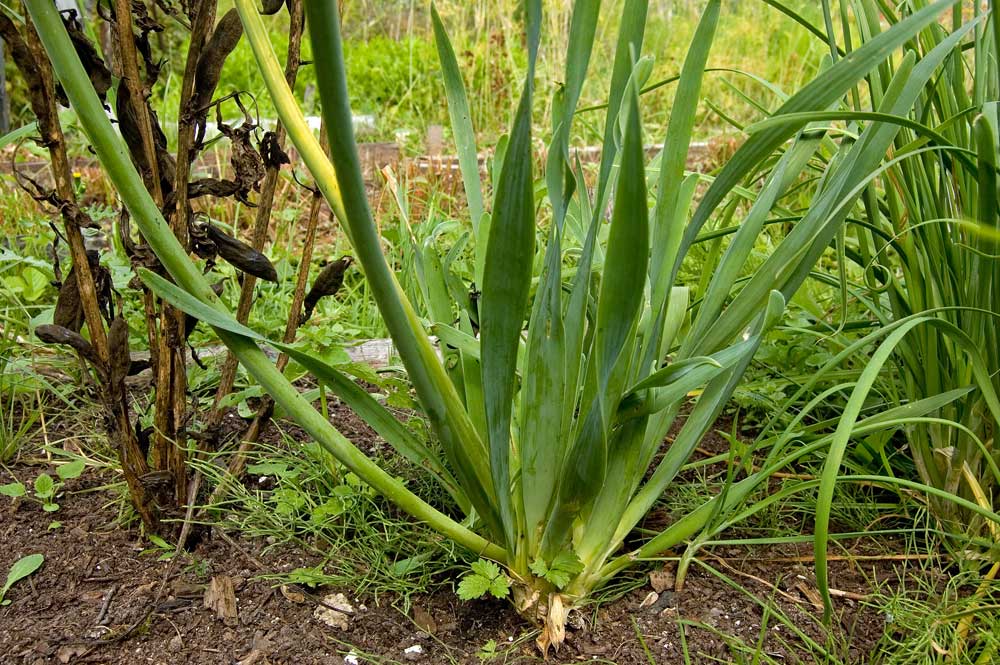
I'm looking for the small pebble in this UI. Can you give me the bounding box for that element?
[403,644,424,661]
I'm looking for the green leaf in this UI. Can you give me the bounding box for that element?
[550,551,584,577]
[246,462,290,477]
[56,459,85,481]
[430,4,484,237]
[33,474,55,499]
[457,573,491,600]
[272,488,306,515]
[0,122,39,151]
[488,575,511,599]
[310,497,346,524]
[480,64,537,550]
[0,482,26,498]
[529,558,549,578]
[42,502,59,513]
[545,569,573,590]
[19,267,50,302]
[470,558,501,580]
[0,553,44,604]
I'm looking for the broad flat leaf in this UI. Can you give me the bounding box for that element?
[480,72,536,549]
[431,5,484,234]
[456,574,491,600]
[488,575,511,599]
[33,474,54,498]
[0,554,44,604]
[56,459,85,481]
[562,80,649,507]
[0,482,26,498]
[471,558,501,579]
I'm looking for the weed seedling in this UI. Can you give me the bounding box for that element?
[457,559,511,601]
[476,639,499,662]
[0,459,85,512]
[0,554,44,605]
[141,535,177,561]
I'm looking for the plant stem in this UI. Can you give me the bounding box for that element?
[23,0,505,564]
[7,9,157,530]
[207,0,306,433]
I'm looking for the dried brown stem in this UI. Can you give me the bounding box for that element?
[206,0,306,433]
[152,0,220,502]
[111,0,163,205]
[11,8,158,530]
[206,143,327,508]
[181,2,305,549]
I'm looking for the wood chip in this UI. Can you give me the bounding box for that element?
[204,575,238,624]
[649,568,675,593]
[412,605,436,634]
[279,584,305,604]
[794,581,824,610]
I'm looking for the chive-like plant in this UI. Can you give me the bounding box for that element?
[25,0,965,649]
[753,1,1000,584]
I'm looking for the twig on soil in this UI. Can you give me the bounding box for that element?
[70,552,182,645]
[95,584,118,625]
[704,554,868,607]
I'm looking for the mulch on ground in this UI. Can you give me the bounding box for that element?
[1,454,935,665]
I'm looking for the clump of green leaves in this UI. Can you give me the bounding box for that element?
[529,552,584,590]
[0,459,85,512]
[457,558,510,600]
[0,554,44,605]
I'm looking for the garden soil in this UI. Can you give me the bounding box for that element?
[0,409,933,664]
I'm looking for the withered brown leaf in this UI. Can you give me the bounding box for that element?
[108,317,131,392]
[61,10,112,102]
[261,0,286,15]
[191,9,243,122]
[259,131,290,170]
[115,79,176,197]
[301,256,353,323]
[35,324,101,366]
[201,223,277,282]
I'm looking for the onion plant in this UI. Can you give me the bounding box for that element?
[752,1,1000,538]
[25,0,965,649]
[746,0,1000,619]
[838,1,1000,542]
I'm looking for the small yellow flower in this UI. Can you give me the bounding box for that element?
[72,171,82,178]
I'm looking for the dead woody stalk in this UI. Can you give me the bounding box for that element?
[1,9,159,529]
[7,1,303,535]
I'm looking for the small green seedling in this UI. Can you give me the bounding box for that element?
[1,554,44,605]
[0,460,85,513]
[476,639,499,662]
[457,559,510,600]
[528,552,585,590]
[140,535,177,561]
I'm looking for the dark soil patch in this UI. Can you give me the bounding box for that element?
[0,456,939,665]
